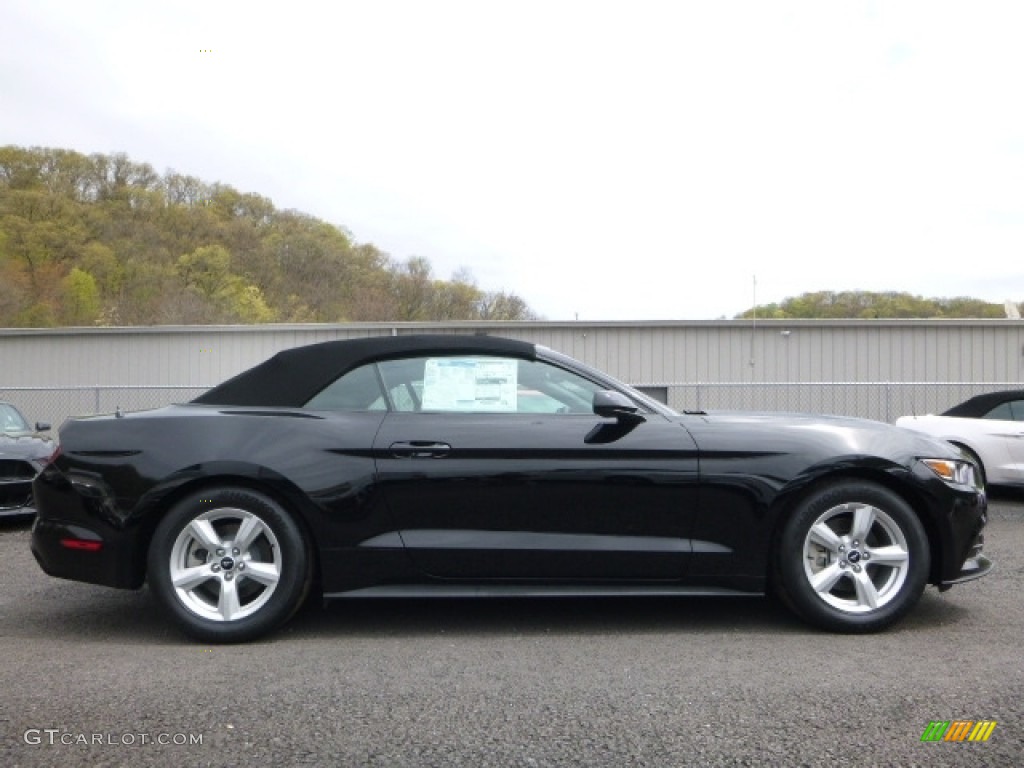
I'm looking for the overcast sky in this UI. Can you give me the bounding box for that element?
[3,1,1023,320]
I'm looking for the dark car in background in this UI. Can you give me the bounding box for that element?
[31,335,991,642]
[1,402,53,519]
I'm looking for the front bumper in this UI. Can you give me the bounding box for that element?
[1,477,37,518]
[941,553,993,586]
[941,526,993,586]
[932,477,992,588]
[0,502,36,519]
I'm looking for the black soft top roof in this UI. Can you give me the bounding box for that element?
[942,389,1024,418]
[193,334,537,407]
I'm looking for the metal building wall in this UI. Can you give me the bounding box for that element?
[2,320,1022,431]
[2,319,1023,388]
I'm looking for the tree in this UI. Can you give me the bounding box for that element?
[177,244,234,300]
[391,257,435,320]
[0,145,539,326]
[226,283,274,323]
[737,290,1013,319]
[478,290,537,321]
[59,267,100,325]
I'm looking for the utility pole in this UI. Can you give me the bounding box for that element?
[750,275,757,376]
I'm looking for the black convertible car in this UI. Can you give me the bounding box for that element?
[32,335,991,642]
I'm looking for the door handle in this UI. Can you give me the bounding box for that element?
[388,441,452,458]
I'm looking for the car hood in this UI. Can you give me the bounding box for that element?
[682,410,962,463]
[0,432,55,462]
[894,414,942,423]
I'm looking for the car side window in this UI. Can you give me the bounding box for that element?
[377,356,604,414]
[304,364,386,411]
[983,400,1024,421]
[376,358,425,412]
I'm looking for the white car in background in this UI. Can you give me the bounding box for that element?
[896,390,1024,488]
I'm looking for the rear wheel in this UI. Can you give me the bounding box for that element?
[775,480,929,632]
[147,487,312,642]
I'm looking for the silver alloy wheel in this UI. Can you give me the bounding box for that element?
[168,507,282,622]
[802,501,910,613]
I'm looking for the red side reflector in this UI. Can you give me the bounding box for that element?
[43,445,63,467]
[60,538,103,552]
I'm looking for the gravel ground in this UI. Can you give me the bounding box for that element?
[1,496,1022,768]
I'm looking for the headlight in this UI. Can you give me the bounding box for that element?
[921,458,979,487]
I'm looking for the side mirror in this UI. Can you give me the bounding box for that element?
[593,391,645,425]
[36,422,51,432]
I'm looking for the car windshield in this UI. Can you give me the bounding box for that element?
[0,403,31,433]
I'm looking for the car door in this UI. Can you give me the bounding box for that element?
[979,398,1024,482]
[371,354,700,581]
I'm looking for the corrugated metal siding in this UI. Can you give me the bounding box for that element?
[1,320,1022,388]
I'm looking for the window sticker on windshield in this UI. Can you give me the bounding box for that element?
[421,358,518,412]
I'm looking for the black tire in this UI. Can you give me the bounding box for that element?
[774,480,929,633]
[147,486,312,643]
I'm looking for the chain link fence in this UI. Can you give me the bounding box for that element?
[0,387,208,435]
[659,381,1021,422]
[1,382,1020,439]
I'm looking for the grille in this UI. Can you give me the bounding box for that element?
[0,459,37,480]
[0,480,33,510]
[0,460,36,510]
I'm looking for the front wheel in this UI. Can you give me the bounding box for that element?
[147,487,312,642]
[775,481,929,632]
